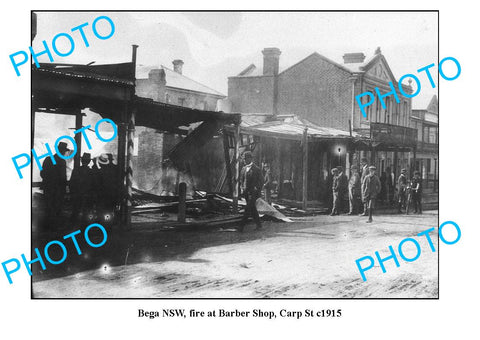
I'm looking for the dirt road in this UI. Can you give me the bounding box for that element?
[33,212,438,298]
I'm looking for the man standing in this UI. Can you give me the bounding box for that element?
[359,157,369,216]
[397,168,408,213]
[238,151,263,232]
[70,153,93,222]
[336,166,348,213]
[330,168,340,216]
[40,141,69,229]
[363,165,381,223]
[411,170,423,214]
[348,165,361,215]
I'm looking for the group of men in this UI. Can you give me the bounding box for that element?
[238,151,425,230]
[330,157,423,223]
[69,152,119,222]
[40,143,119,229]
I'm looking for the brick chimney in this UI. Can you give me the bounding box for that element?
[172,59,184,74]
[148,68,166,84]
[146,68,166,102]
[262,48,281,76]
[343,52,366,64]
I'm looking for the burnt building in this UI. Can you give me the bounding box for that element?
[134,60,226,195]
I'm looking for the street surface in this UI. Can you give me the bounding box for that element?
[33,211,438,298]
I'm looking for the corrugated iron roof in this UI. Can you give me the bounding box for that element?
[242,117,357,140]
[34,66,135,86]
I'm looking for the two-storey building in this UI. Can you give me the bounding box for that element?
[228,47,418,179]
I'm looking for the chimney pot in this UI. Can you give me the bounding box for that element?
[342,53,366,64]
[172,59,184,74]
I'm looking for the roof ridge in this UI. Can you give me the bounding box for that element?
[280,52,354,76]
[161,65,225,96]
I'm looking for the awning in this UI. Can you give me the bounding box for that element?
[236,116,356,141]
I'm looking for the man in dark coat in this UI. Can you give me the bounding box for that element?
[70,153,93,221]
[40,141,69,228]
[363,165,381,223]
[348,165,361,215]
[411,170,422,214]
[238,151,263,232]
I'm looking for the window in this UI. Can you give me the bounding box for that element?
[423,126,429,143]
[375,96,380,122]
[178,98,186,106]
[429,127,437,144]
[165,93,170,104]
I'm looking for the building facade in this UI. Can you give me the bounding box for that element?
[411,95,438,190]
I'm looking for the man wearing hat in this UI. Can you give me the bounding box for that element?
[238,151,263,232]
[40,141,70,228]
[348,165,361,215]
[363,165,381,223]
[397,168,408,213]
[70,153,93,221]
[411,170,422,214]
[359,157,370,215]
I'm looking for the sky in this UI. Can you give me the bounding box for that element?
[33,11,438,107]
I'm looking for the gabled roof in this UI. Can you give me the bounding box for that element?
[234,50,397,81]
[359,53,398,84]
[280,52,353,76]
